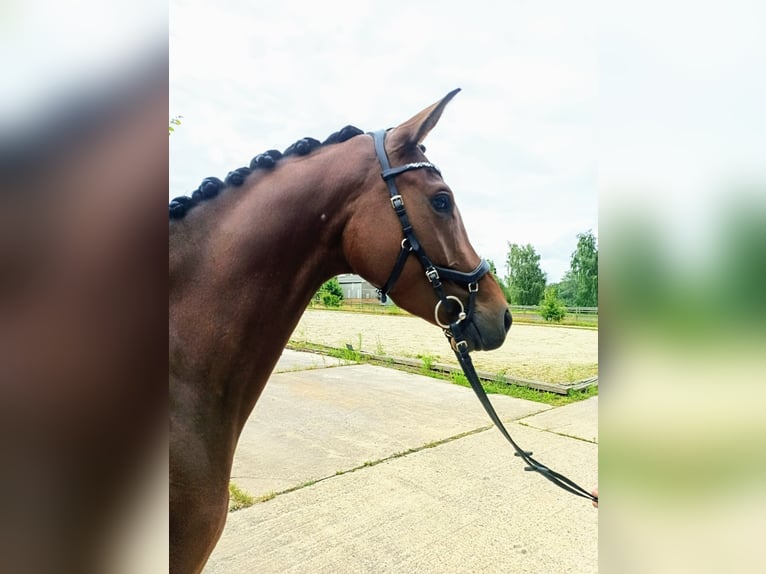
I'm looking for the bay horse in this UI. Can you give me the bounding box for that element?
[169,90,512,573]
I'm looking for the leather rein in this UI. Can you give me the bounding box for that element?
[371,130,597,504]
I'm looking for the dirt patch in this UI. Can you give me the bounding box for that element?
[291,310,598,384]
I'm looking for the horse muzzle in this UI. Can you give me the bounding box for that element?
[463,307,511,351]
[438,298,511,352]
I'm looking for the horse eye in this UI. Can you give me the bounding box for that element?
[430,194,452,213]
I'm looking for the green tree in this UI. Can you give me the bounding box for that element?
[551,272,578,306]
[569,230,598,307]
[487,259,498,277]
[505,243,547,305]
[539,286,568,322]
[488,258,512,302]
[315,277,344,307]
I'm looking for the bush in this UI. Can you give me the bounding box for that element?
[320,292,342,307]
[539,287,567,323]
[321,277,343,299]
[315,277,344,307]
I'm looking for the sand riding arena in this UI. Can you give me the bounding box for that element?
[291,309,598,386]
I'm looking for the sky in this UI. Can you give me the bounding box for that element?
[4,0,761,284]
[169,0,765,284]
[169,0,598,283]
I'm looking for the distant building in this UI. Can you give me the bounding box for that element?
[337,274,384,302]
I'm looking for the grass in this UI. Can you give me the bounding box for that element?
[253,491,277,504]
[375,335,385,355]
[228,482,256,511]
[401,356,597,407]
[287,340,597,407]
[443,369,597,406]
[316,342,361,363]
[417,353,435,375]
[511,312,597,329]
[527,363,599,384]
[308,301,409,316]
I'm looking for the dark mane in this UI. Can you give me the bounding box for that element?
[169,125,364,219]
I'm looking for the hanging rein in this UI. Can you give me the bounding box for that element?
[371,130,597,504]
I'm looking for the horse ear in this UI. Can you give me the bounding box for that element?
[388,88,461,151]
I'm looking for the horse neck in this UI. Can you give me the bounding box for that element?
[170,143,372,430]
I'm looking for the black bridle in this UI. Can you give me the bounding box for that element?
[372,130,598,505]
[372,130,489,322]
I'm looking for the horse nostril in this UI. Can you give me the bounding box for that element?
[504,309,512,332]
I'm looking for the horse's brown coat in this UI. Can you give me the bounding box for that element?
[169,92,510,573]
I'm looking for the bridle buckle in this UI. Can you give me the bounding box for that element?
[390,195,404,211]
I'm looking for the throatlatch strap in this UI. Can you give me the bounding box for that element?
[378,240,412,303]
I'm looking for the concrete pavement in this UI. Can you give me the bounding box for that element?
[204,350,598,573]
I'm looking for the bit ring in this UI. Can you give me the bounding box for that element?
[434,295,466,328]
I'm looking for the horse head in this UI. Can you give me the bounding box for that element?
[343,90,512,352]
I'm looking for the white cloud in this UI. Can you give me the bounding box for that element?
[170,0,598,283]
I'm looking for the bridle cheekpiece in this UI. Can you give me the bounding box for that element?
[370,129,597,505]
[372,129,490,343]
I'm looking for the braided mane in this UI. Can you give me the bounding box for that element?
[169,125,364,220]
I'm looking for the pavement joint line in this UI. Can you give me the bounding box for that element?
[508,407,554,421]
[228,423,497,510]
[228,412,580,513]
[276,362,355,374]
[517,421,598,444]
[228,411,561,512]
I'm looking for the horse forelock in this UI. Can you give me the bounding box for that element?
[169,125,365,220]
